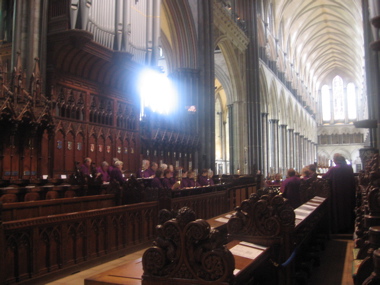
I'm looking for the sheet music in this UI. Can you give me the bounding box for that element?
[313,196,325,202]
[225,214,232,218]
[239,241,268,251]
[298,204,317,211]
[215,217,229,223]
[233,269,241,275]
[230,244,264,260]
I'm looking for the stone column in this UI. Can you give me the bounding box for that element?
[279,124,287,176]
[269,119,279,174]
[262,113,268,176]
[294,132,300,171]
[299,135,304,169]
[287,129,294,169]
[228,104,234,175]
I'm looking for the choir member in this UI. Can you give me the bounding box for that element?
[138,159,151,178]
[151,169,163,188]
[162,169,174,189]
[110,160,126,185]
[96,161,110,183]
[280,168,301,209]
[185,170,200,188]
[147,162,158,178]
[108,157,119,173]
[208,170,215,186]
[301,166,312,180]
[322,153,356,233]
[199,169,211,186]
[80,157,92,175]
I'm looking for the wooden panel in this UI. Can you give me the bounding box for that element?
[1,202,159,284]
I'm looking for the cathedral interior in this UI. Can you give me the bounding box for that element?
[1,0,380,284]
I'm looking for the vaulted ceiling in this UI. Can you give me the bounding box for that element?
[274,0,364,90]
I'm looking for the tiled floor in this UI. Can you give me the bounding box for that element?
[45,248,147,285]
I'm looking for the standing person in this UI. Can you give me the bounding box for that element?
[322,153,356,233]
[280,168,301,209]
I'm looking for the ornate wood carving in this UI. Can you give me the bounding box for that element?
[142,207,235,284]
[227,194,295,244]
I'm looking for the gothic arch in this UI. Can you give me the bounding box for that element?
[161,0,197,69]
[214,37,245,103]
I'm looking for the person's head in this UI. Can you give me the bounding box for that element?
[333,153,346,165]
[208,170,214,178]
[308,164,317,173]
[155,169,163,178]
[188,170,195,179]
[201,169,208,176]
[168,165,174,172]
[115,160,123,170]
[287,168,296,177]
[301,167,311,177]
[164,169,172,178]
[160,163,168,171]
[112,158,119,165]
[84,157,92,166]
[142,160,150,170]
[101,161,109,171]
[151,162,158,171]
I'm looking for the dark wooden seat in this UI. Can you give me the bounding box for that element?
[0,193,18,203]
[24,192,40,201]
[45,190,59,200]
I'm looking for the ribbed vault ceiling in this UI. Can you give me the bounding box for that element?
[275,0,364,89]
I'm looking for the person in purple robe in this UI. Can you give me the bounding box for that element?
[322,153,356,233]
[110,160,126,185]
[108,157,119,174]
[151,169,163,189]
[199,169,212,186]
[80,157,92,176]
[281,168,301,209]
[146,162,158,178]
[96,161,110,183]
[137,160,150,178]
[186,171,200,188]
[162,169,174,189]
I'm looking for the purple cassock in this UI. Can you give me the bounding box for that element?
[151,177,163,188]
[322,163,356,233]
[97,167,110,182]
[186,179,200,188]
[80,164,91,175]
[181,177,189,188]
[281,176,301,209]
[110,168,125,185]
[199,175,210,186]
[162,177,173,189]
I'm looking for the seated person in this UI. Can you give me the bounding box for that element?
[199,169,212,186]
[108,157,119,173]
[162,169,176,189]
[280,168,301,209]
[301,166,312,180]
[80,157,92,176]
[137,159,150,178]
[110,160,126,185]
[147,162,158,178]
[184,170,200,188]
[96,161,110,183]
[180,170,188,188]
[151,169,163,188]
[208,170,215,186]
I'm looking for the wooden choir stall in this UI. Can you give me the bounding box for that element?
[85,179,330,285]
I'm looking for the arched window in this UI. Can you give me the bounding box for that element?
[332,76,344,120]
[321,85,330,121]
[347,83,357,120]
